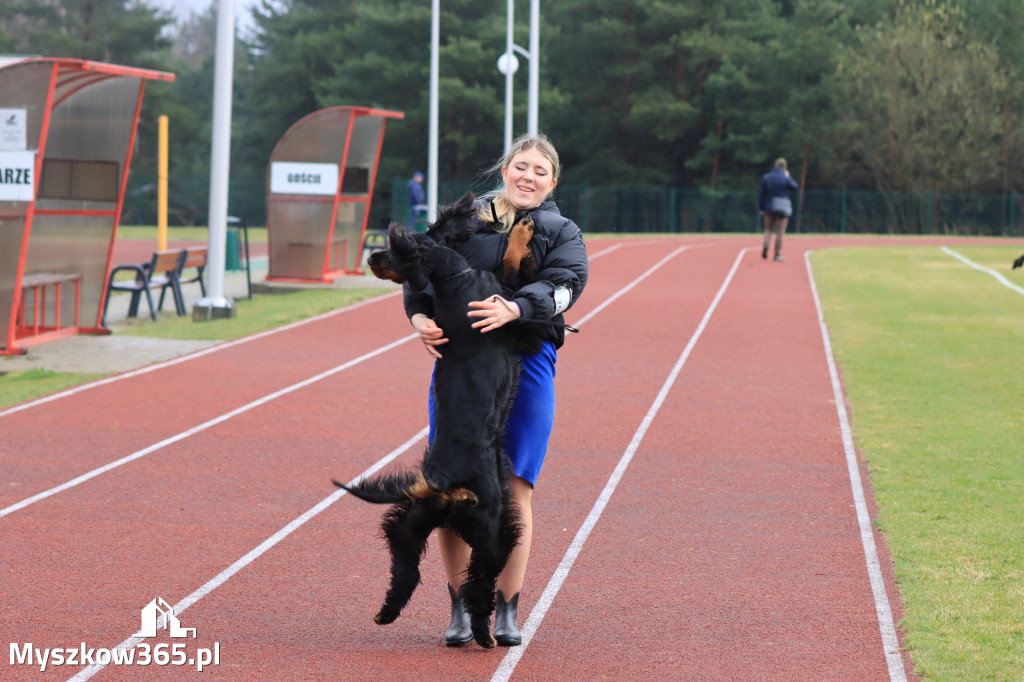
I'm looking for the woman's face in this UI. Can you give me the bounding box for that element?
[502,148,557,211]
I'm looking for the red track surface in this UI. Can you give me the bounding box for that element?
[6,234,1008,680]
[111,238,268,266]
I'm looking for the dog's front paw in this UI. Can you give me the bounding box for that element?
[373,608,399,625]
[509,216,534,249]
[1013,254,1024,269]
[503,217,535,280]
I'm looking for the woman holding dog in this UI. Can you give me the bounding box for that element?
[404,134,589,647]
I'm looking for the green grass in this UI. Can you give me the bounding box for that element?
[5,237,1024,678]
[114,286,390,340]
[0,287,391,409]
[0,368,109,408]
[116,224,267,242]
[812,245,1024,680]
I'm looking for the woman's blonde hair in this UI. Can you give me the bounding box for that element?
[477,134,561,233]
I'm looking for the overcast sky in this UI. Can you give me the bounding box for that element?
[151,0,260,32]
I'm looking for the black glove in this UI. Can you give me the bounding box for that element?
[1013,254,1024,269]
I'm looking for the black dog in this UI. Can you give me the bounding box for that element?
[336,196,534,648]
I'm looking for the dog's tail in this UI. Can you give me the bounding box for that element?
[333,469,478,506]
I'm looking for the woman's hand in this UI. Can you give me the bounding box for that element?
[411,313,448,359]
[467,295,521,333]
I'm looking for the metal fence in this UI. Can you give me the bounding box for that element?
[393,181,1022,237]
[123,175,1021,238]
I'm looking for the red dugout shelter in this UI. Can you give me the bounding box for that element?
[265,106,403,282]
[0,56,174,355]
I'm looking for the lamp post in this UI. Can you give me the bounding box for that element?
[427,0,439,221]
[498,0,540,154]
[528,0,538,136]
[195,0,236,320]
[429,1,540,215]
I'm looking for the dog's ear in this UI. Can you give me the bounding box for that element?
[388,224,421,260]
[426,192,479,246]
[384,224,432,290]
[367,250,406,284]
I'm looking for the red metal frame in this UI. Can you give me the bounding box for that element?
[352,116,392,275]
[266,106,404,283]
[322,114,358,281]
[1,57,174,355]
[14,275,82,347]
[3,62,58,355]
[91,77,148,332]
[34,209,118,217]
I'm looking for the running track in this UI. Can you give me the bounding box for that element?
[7,234,992,680]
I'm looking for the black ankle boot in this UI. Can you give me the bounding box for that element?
[493,590,521,646]
[445,584,472,646]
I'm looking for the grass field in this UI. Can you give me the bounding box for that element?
[115,225,267,242]
[3,240,1023,678]
[0,286,388,409]
[812,244,1024,680]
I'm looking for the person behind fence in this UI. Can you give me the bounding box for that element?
[407,170,426,228]
[757,157,800,262]
[404,133,588,647]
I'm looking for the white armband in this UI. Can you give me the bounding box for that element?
[553,285,572,315]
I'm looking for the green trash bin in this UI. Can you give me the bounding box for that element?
[225,229,241,271]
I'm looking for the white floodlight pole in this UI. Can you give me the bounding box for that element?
[196,0,235,318]
[504,0,515,154]
[528,0,539,135]
[427,0,439,222]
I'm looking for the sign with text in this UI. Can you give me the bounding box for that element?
[270,162,339,196]
[0,150,36,201]
[0,109,27,151]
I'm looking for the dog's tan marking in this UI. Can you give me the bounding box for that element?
[368,261,406,284]
[503,216,535,279]
[442,488,478,506]
[404,472,479,506]
[405,472,434,499]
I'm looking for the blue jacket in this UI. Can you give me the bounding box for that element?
[407,178,425,205]
[757,167,799,214]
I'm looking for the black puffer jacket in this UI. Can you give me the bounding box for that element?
[404,199,589,349]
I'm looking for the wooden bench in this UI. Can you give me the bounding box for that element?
[102,249,186,326]
[16,272,82,345]
[177,246,208,298]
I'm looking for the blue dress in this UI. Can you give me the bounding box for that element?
[428,340,557,487]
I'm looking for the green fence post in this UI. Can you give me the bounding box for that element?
[1010,192,1016,238]
[925,192,932,235]
[840,189,847,234]
[669,187,677,232]
[582,186,590,233]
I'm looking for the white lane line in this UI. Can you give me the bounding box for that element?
[0,334,418,520]
[576,241,725,327]
[3,238,698,518]
[492,247,751,682]
[65,426,429,682]
[587,242,624,259]
[64,239,710,680]
[941,246,1024,296]
[4,237,691,420]
[0,290,403,419]
[804,251,907,682]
